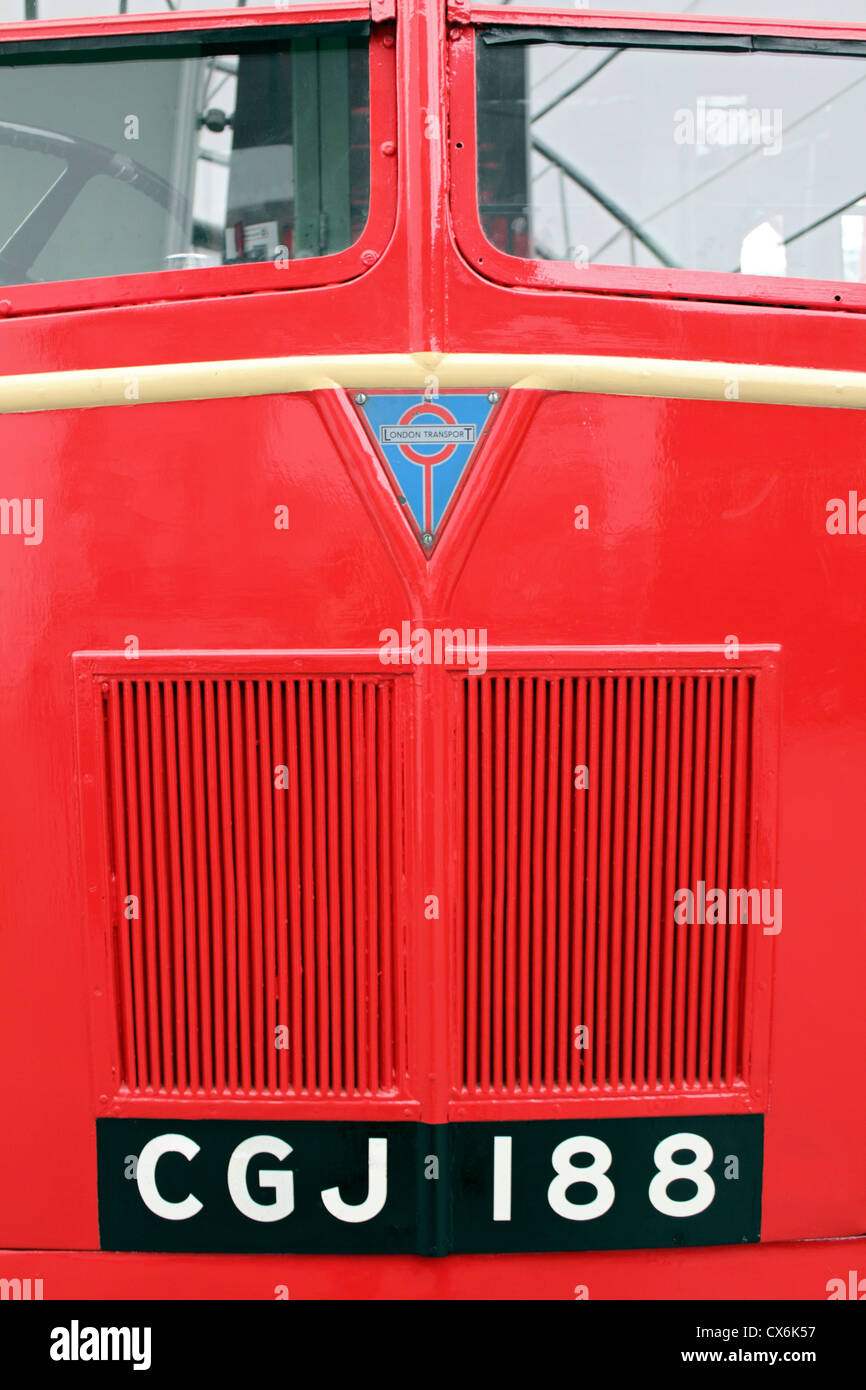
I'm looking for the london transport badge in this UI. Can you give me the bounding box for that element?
[353,390,499,550]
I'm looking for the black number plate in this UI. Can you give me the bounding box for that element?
[97,1115,763,1255]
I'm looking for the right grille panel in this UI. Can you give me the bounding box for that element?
[455,672,758,1097]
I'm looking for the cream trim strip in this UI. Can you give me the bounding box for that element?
[1,351,866,414]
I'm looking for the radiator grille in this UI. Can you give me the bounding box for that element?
[456,672,757,1096]
[100,676,406,1097]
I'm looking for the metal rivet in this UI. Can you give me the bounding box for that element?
[421,532,434,546]
[354,392,367,405]
[360,249,378,267]
[487,391,499,404]
[380,140,396,157]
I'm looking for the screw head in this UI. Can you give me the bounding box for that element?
[421,531,434,546]
[380,140,396,157]
[354,392,367,406]
[487,391,500,404]
[360,249,378,267]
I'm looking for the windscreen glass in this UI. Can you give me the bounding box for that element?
[476,36,866,282]
[0,31,370,285]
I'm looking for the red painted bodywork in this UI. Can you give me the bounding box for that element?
[0,2,864,1298]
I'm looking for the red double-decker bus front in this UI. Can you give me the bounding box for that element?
[0,0,864,1311]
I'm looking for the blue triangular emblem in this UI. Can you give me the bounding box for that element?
[355,391,498,549]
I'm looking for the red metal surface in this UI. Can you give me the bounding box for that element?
[0,1,864,1291]
[448,4,866,39]
[0,4,374,41]
[2,1238,865,1300]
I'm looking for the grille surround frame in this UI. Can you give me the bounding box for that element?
[75,645,778,1122]
[446,646,779,1118]
[75,650,417,1120]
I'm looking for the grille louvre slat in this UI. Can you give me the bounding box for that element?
[457,671,758,1096]
[105,684,136,1087]
[101,675,406,1097]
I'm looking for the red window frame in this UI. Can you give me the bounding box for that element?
[448,5,866,314]
[0,4,397,316]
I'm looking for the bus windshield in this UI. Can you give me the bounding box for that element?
[476,33,866,283]
[0,29,370,285]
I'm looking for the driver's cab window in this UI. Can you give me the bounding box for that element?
[0,30,370,285]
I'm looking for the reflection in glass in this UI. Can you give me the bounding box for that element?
[477,37,866,283]
[0,33,370,285]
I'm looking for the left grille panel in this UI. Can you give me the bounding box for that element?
[99,675,407,1098]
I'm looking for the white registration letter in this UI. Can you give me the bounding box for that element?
[321,1138,388,1223]
[136,1133,202,1220]
[228,1136,294,1222]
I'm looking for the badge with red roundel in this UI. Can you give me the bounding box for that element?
[353,391,499,551]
